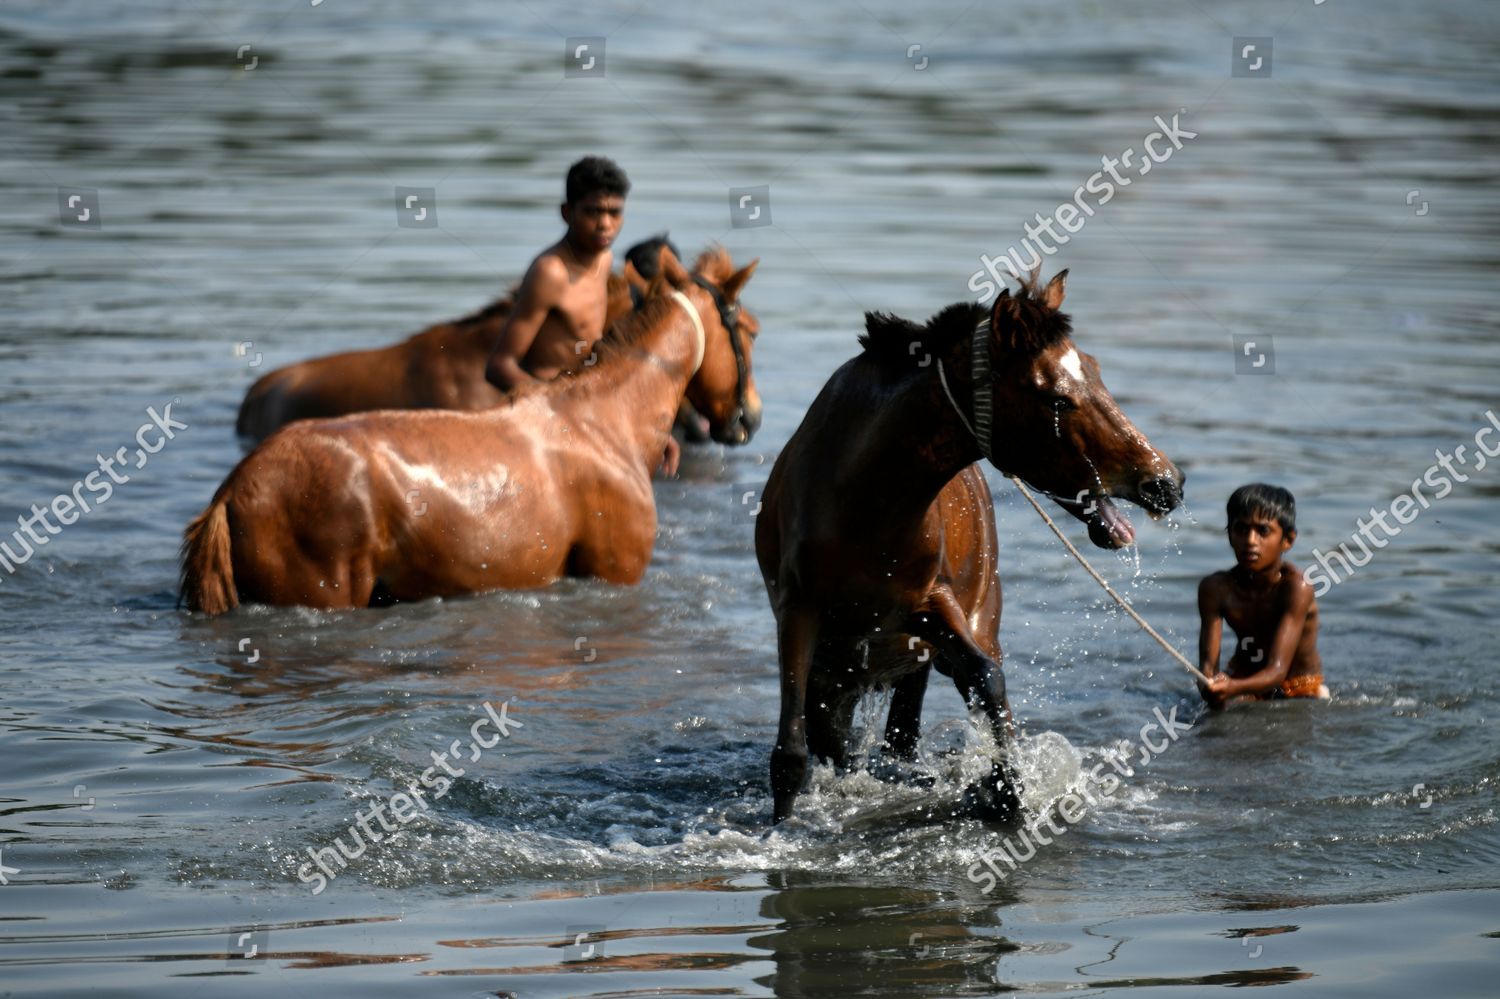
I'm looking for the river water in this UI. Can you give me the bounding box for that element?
[2,1,1498,995]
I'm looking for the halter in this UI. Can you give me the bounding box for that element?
[631,275,750,411]
[691,274,752,424]
[937,316,994,462]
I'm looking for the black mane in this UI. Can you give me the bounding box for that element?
[857,274,1073,372]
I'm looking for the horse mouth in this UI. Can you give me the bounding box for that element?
[1050,492,1135,549]
[709,406,760,446]
[1084,496,1136,549]
[712,422,755,446]
[1071,475,1182,549]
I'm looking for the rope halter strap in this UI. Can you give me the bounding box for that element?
[937,315,994,462]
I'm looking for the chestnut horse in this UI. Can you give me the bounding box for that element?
[181,247,760,614]
[755,270,1183,823]
[234,277,634,441]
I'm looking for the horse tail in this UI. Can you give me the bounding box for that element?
[179,492,238,615]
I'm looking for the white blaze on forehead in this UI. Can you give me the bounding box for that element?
[1059,347,1085,383]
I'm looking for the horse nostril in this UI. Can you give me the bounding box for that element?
[1140,475,1182,513]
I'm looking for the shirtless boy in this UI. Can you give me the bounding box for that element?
[1197,483,1329,707]
[484,156,628,392]
[484,158,681,473]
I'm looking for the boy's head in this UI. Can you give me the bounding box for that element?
[561,156,629,253]
[1225,483,1297,571]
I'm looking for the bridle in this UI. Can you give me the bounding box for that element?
[627,273,753,427]
[937,316,995,463]
[691,274,752,427]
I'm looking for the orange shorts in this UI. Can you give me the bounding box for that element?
[1273,674,1328,699]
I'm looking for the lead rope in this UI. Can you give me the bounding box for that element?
[939,317,1210,686]
[1007,476,1209,685]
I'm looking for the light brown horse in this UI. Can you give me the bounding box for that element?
[755,270,1183,823]
[182,247,760,614]
[234,276,636,442]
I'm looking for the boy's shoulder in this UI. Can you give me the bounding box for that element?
[1198,568,1234,591]
[527,247,571,281]
[1277,561,1317,602]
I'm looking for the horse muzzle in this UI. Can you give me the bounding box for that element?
[1136,470,1185,518]
[712,404,761,446]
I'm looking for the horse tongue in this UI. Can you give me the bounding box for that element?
[1088,497,1135,548]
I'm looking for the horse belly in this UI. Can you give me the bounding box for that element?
[384,471,572,596]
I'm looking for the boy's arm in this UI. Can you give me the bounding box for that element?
[1215,577,1314,698]
[1196,576,1223,678]
[1197,576,1227,705]
[484,256,567,391]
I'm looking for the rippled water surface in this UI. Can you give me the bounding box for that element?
[2,1,1498,995]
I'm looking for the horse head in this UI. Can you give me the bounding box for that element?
[937,269,1183,548]
[640,244,762,445]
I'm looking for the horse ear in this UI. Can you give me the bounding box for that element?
[646,269,667,299]
[1042,269,1068,311]
[720,258,759,302]
[989,287,1015,327]
[623,259,649,294]
[659,245,691,288]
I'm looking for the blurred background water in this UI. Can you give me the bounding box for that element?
[1,0,1497,995]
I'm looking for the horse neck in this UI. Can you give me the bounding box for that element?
[559,298,703,463]
[409,310,508,364]
[841,362,982,522]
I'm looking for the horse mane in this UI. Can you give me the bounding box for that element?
[857,271,1073,371]
[690,245,735,285]
[594,293,677,354]
[451,293,516,326]
[588,246,735,359]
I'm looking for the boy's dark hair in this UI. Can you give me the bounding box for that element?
[1226,483,1297,534]
[624,233,679,279]
[565,156,630,204]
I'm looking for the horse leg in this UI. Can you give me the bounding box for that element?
[806,675,859,772]
[883,665,930,761]
[771,606,819,823]
[908,586,1023,822]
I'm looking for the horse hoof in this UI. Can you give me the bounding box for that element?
[958,779,1024,825]
[869,755,937,788]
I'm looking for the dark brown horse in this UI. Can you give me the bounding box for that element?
[182,247,760,614]
[755,270,1183,822]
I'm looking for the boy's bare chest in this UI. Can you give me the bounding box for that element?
[1222,586,1285,638]
[534,284,609,357]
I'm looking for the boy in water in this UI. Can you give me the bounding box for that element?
[484,157,682,474]
[1197,484,1329,707]
[485,156,629,391]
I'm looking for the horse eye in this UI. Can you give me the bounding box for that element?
[1051,396,1077,412]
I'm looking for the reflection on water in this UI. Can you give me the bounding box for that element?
[2,0,1499,995]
